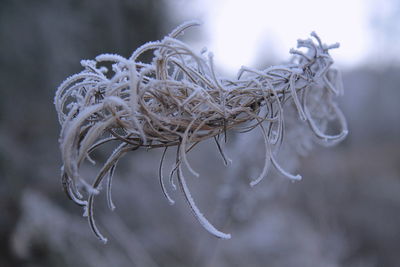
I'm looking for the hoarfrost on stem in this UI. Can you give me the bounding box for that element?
[54,21,347,242]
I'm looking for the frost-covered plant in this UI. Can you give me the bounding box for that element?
[54,21,347,243]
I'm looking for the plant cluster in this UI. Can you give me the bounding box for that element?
[55,21,347,242]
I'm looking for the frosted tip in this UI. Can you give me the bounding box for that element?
[249,178,262,187]
[292,175,302,181]
[218,232,231,239]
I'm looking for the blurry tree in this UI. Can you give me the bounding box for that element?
[368,0,400,65]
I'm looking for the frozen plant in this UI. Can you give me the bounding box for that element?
[54,21,348,243]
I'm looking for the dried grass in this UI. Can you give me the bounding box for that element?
[54,21,347,242]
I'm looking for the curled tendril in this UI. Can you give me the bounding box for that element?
[54,21,347,242]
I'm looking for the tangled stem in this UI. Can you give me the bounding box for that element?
[55,21,347,242]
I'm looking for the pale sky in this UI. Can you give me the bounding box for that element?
[170,0,373,74]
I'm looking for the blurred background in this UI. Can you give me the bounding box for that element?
[1,0,399,266]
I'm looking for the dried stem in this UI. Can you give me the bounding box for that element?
[54,21,347,242]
